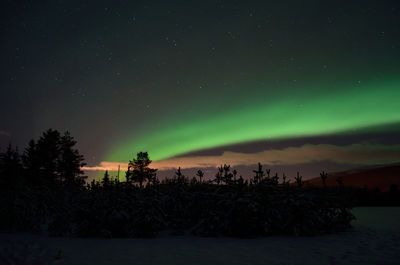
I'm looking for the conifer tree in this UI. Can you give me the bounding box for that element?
[252,163,265,184]
[174,167,187,185]
[21,129,86,187]
[22,139,40,186]
[36,129,61,186]
[0,144,23,190]
[320,171,328,187]
[127,152,157,188]
[102,170,110,187]
[282,173,287,185]
[222,164,233,184]
[295,172,303,187]
[58,131,86,187]
[271,172,279,186]
[214,165,223,185]
[232,169,237,183]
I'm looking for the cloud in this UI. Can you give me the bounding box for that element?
[82,143,400,172]
[0,131,11,137]
[83,161,126,171]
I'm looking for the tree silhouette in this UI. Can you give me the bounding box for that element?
[271,172,279,186]
[150,172,160,186]
[237,175,245,186]
[125,168,132,183]
[252,163,265,184]
[336,176,343,186]
[0,144,23,190]
[175,167,183,178]
[174,167,187,185]
[21,129,86,188]
[190,176,197,186]
[101,170,110,187]
[127,152,157,188]
[222,164,233,184]
[295,172,303,187]
[58,131,87,187]
[22,139,40,186]
[266,169,271,181]
[36,129,61,186]
[320,171,328,187]
[196,169,204,183]
[214,165,223,185]
[282,173,290,185]
[232,169,238,183]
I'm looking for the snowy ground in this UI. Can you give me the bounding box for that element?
[1,207,399,265]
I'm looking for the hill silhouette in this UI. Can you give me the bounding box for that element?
[305,163,400,191]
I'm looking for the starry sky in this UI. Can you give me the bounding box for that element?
[1,0,400,180]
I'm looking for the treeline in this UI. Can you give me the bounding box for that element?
[0,129,396,238]
[0,129,86,191]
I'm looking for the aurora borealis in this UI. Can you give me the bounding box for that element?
[1,0,400,179]
[107,78,400,161]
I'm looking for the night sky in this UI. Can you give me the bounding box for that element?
[1,0,400,180]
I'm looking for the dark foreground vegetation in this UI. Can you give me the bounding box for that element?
[0,129,398,238]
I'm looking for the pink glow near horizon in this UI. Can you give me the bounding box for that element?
[82,143,400,172]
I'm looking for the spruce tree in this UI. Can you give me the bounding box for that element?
[214,165,223,185]
[0,144,23,190]
[174,167,188,185]
[22,139,40,186]
[36,129,61,186]
[252,163,265,184]
[22,129,87,188]
[222,164,233,185]
[101,170,110,187]
[295,172,303,187]
[58,131,86,187]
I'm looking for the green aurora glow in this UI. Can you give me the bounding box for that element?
[106,78,400,162]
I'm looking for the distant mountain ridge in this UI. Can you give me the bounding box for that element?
[304,163,400,191]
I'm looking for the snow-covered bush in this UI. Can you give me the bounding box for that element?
[1,182,355,238]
